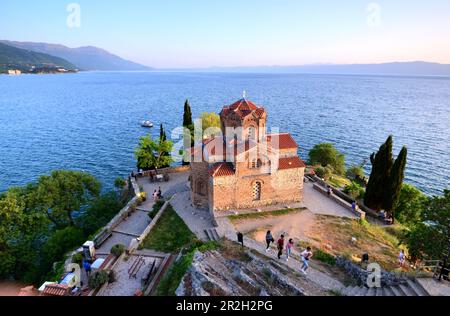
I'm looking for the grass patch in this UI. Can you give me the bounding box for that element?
[327,174,351,188]
[153,241,218,296]
[143,204,200,253]
[314,249,336,265]
[229,208,305,222]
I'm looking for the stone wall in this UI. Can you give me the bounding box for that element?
[211,167,304,212]
[336,257,408,287]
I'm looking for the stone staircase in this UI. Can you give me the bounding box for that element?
[343,279,430,296]
[204,228,221,241]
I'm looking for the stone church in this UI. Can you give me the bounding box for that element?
[190,98,305,216]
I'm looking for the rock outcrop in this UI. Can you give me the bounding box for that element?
[176,244,328,296]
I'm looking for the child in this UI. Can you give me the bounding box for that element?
[277,235,285,259]
[286,239,294,261]
[301,247,313,275]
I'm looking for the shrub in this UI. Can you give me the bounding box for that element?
[114,177,126,189]
[343,181,365,200]
[72,253,83,266]
[314,166,332,180]
[108,270,116,283]
[314,249,336,265]
[110,244,125,257]
[346,166,365,180]
[88,270,109,289]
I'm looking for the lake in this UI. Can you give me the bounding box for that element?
[0,72,449,196]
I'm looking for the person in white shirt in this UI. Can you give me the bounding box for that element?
[398,249,406,268]
[301,247,313,275]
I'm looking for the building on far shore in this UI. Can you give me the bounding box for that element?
[7,69,21,75]
[190,98,306,216]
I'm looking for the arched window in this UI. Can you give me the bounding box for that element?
[253,182,262,201]
[248,126,256,141]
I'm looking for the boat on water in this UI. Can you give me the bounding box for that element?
[140,120,154,128]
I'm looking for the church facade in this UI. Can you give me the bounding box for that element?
[190,98,306,215]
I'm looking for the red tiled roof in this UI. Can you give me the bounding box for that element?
[221,99,265,119]
[208,162,235,177]
[42,284,69,296]
[267,133,298,150]
[278,157,306,170]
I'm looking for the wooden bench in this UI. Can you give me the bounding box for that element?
[128,256,145,279]
[141,260,156,287]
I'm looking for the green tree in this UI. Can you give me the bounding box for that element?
[385,146,408,221]
[200,112,221,138]
[394,184,427,224]
[0,189,47,279]
[402,190,449,262]
[365,136,394,210]
[308,143,346,175]
[33,170,101,228]
[135,134,174,171]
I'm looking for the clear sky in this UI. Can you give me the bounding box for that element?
[1,0,450,68]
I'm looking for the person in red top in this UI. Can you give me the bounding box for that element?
[277,235,285,259]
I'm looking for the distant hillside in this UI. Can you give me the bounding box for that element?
[0,42,76,73]
[1,40,152,71]
[175,62,450,76]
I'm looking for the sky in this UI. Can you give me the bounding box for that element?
[1,0,450,68]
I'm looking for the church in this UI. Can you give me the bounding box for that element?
[190,97,306,216]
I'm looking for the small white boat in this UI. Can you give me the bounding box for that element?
[140,120,154,128]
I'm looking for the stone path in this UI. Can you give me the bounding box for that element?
[96,172,190,255]
[216,217,345,293]
[171,190,216,241]
[302,182,357,219]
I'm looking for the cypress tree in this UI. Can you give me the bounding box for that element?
[159,123,170,168]
[364,135,394,210]
[160,123,167,142]
[182,99,194,165]
[384,146,408,220]
[183,99,193,128]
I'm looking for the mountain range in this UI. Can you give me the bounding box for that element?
[0,40,152,71]
[2,39,450,76]
[0,42,77,72]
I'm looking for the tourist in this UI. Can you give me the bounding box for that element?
[398,249,406,268]
[300,247,313,275]
[277,235,285,259]
[352,201,357,212]
[286,238,294,261]
[157,187,163,199]
[153,190,158,202]
[82,259,91,277]
[265,230,274,252]
[237,232,244,247]
[327,186,333,196]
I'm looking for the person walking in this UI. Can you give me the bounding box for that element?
[82,259,91,277]
[237,232,244,247]
[265,230,274,252]
[352,201,357,213]
[153,190,158,202]
[398,249,406,268]
[300,247,313,275]
[157,187,163,199]
[286,238,294,261]
[277,235,285,259]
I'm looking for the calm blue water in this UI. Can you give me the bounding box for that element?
[0,72,449,196]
